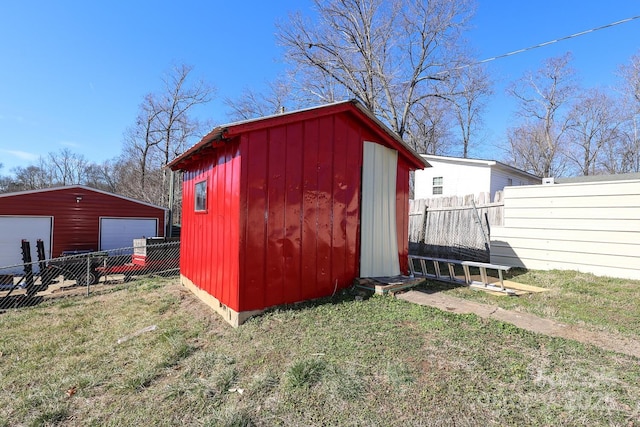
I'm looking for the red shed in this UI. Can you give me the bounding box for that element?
[0,185,166,271]
[168,100,428,326]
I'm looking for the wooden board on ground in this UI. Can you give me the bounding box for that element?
[464,275,549,296]
[356,276,425,295]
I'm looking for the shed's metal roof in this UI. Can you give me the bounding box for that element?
[167,99,429,170]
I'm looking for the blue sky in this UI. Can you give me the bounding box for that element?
[1,1,638,173]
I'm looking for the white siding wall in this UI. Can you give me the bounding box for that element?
[490,168,515,197]
[489,167,540,197]
[414,160,491,199]
[491,180,640,280]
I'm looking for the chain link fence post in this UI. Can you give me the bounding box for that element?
[86,255,91,297]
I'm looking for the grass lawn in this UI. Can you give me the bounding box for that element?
[0,274,639,426]
[422,268,640,339]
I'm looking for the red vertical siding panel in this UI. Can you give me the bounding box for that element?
[238,134,251,310]
[212,144,240,310]
[188,166,201,293]
[204,161,214,296]
[284,122,304,304]
[204,161,214,297]
[264,126,287,307]
[221,148,232,305]
[201,162,212,296]
[211,152,222,300]
[344,117,363,281]
[213,151,224,301]
[242,130,269,310]
[396,159,410,274]
[194,165,206,294]
[225,143,241,310]
[231,145,240,310]
[300,119,320,301]
[330,114,349,287]
[183,162,209,294]
[201,159,212,296]
[205,158,214,297]
[181,171,191,283]
[315,115,334,297]
[181,143,239,310]
[201,160,210,296]
[180,170,193,283]
[180,145,241,311]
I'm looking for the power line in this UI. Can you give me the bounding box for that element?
[446,14,640,73]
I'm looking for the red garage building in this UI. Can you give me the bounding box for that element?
[0,185,166,271]
[168,100,428,326]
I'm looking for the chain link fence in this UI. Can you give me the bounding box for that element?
[409,193,504,262]
[0,239,179,311]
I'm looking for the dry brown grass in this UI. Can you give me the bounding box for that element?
[0,275,639,426]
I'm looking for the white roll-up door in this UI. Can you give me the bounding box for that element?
[99,218,158,251]
[0,216,53,274]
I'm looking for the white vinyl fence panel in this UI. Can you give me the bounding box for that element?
[491,179,640,280]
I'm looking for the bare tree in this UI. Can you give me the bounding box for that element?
[6,165,45,191]
[444,62,492,158]
[565,89,620,176]
[0,164,9,194]
[0,164,5,193]
[112,156,164,205]
[46,148,91,186]
[4,149,96,191]
[225,77,296,121]
[506,121,568,177]
[405,96,454,155]
[121,94,164,198]
[616,52,640,172]
[156,64,215,165]
[119,64,215,206]
[277,0,474,147]
[224,65,352,123]
[598,135,627,175]
[83,160,121,193]
[506,53,577,177]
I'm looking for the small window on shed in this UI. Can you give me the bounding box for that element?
[432,176,443,195]
[195,180,207,212]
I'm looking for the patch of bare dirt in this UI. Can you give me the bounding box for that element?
[397,290,640,359]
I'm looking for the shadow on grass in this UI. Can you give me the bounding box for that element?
[247,269,533,324]
[0,295,44,311]
[246,285,383,324]
[254,268,534,322]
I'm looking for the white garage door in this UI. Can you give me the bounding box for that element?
[0,216,53,274]
[99,218,158,251]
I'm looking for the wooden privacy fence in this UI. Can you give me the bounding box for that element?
[409,192,504,262]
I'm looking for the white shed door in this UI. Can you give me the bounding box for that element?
[99,218,158,251]
[0,216,52,273]
[360,142,400,277]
